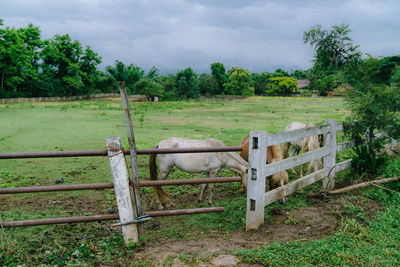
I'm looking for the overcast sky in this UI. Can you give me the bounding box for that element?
[2,0,399,74]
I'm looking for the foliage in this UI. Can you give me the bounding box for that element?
[251,72,272,95]
[175,67,200,98]
[304,23,361,74]
[134,78,164,100]
[0,23,43,97]
[41,34,102,96]
[290,69,308,80]
[198,73,218,96]
[0,21,103,98]
[105,60,144,93]
[210,62,228,94]
[158,74,177,100]
[224,67,254,96]
[344,56,400,175]
[266,76,298,96]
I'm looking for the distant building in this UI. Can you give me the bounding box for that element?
[297,80,310,89]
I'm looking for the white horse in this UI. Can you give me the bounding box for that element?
[149,137,249,209]
[282,122,323,176]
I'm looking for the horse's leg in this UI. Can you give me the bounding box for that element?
[154,159,174,209]
[199,183,207,202]
[289,146,298,174]
[208,169,218,207]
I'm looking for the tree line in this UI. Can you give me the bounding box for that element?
[1,19,304,99]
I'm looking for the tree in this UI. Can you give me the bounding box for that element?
[134,78,164,101]
[105,60,144,94]
[344,56,400,175]
[291,69,308,80]
[0,23,43,97]
[198,73,218,96]
[176,67,199,98]
[224,67,254,96]
[210,62,228,94]
[304,24,361,74]
[266,77,298,96]
[158,74,177,100]
[252,72,273,95]
[41,34,102,96]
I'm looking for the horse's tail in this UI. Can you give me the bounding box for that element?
[149,144,159,181]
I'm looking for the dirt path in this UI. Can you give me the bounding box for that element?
[133,198,344,266]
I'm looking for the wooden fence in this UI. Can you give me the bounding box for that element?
[0,93,146,104]
[246,119,355,230]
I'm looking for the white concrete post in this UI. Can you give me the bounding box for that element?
[323,120,337,190]
[246,131,267,231]
[106,136,138,245]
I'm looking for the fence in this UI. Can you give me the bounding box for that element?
[0,139,243,244]
[246,120,354,230]
[0,119,360,242]
[0,93,146,104]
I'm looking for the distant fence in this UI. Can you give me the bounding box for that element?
[0,93,146,104]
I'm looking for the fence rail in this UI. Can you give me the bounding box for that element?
[0,177,242,194]
[0,146,243,159]
[0,207,224,228]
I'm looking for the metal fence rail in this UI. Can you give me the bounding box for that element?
[0,207,224,228]
[0,177,242,194]
[0,146,243,159]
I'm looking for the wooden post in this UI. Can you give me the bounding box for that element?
[106,136,138,245]
[323,120,337,190]
[246,131,267,231]
[119,81,144,235]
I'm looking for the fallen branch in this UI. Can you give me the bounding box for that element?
[328,176,399,194]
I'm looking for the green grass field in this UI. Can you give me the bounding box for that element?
[1,97,399,266]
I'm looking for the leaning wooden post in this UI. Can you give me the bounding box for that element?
[246,131,267,231]
[322,119,337,190]
[106,136,138,245]
[119,81,144,235]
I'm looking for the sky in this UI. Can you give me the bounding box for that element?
[2,0,400,74]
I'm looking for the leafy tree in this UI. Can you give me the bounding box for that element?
[210,62,228,94]
[291,69,308,80]
[176,67,199,98]
[273,68,289,77]
[224,67,254,96]
[0,22,43,97]
[134,78,164,101]
[252,72,273,95]
[41,34,101,96]
[158,74,177,100]
[199,73,218,96]
[266,77,298,96]
[344,56,400,175]
[105,60,144,94]
[304,24,361,74]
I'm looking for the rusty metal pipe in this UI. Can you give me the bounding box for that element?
[0,207,224,228]
[0,177,241,194]
[0,183,114,194]
[0,146,242,159]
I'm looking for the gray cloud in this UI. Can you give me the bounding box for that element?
[2,0,399,73]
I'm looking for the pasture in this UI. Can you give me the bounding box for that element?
[1,97,399,266]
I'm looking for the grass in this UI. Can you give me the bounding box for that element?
[0,96,368,265]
